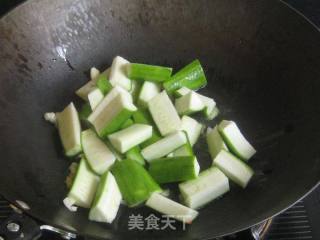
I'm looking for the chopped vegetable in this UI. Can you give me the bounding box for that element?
[96,70,112,95]
[108,124,153,153]
[172,142,194,157]
[109,56,132,90]
[56,102,82,157]
[81,129,116,175]
[79,103,92,121]
[206,106,219,120]
[179,167,229,209]
[213,150,254,188]
[148,91,181,136]
[148,156,200,184]
[120,118,134,129]
[65,158,99,209]
[181,115,203,146]
[206,126,228,160]
[44,112,57,125]
[129,80,141,101]
[89,172,122,223]
[163,59,207,93]
[146,192,198,224]
[138,81,161,108]
[125,146,145,165]
[174,86,191,97]
[88,88,104,110]
[141,131,187,162]
[132,109,161,147]
[127,63,172,82]
[90,67,101,80]
[111,159,162,206]
[88,93,137,138]
[175,91,205,115]
[218,120,256,161]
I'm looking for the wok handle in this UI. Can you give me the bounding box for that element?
[0,212,76,240]
[251,218,273,240]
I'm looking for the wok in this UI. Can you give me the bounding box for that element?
[0,0,319,239]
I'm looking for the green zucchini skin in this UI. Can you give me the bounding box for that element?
[96,73,113,95]
[148,156,200,184]
[125,146,145,165]
[163,59,207,93]
[111,159,162,207]
[128,63,172,82]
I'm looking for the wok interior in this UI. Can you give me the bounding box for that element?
[0,0,320,239]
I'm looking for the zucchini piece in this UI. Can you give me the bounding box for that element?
[120,118,134,129]
[148,156,200,184]
[141,131,187,162]
[175,91,205,115]
[172,142,194,157]
[148,91,181,136]
[125,146,145,165]
[108,124,153,153]
[81,129,116,175]
[79,103,92,121]
[88,87,104,110]
[96,70,112,95]
[104,140,124,161]
[44,112,57,125]
[138,81,161,108]
[213,150,254,188]
[127,63,172,82]
[89,172,122,223]
[56,102,82,157]
[163,59,207,93]
[174,87,191,97]
[218,120,256,161]
[129,80,141,102]
[109,56,132,90]
[206,126,228,160]
[90,67,101,79]
[181,115,203,146]
[88,93,137,138]
[132,109,162,147]
[111,159,162,206]
[206,106,219,120]
[66,158,99,208]
[179,167,229,209]
[75,67,101,101]
[146,192,198,224]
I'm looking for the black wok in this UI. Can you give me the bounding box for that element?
[0,0,320,239]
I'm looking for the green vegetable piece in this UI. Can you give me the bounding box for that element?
[126,146,145,165]
[172,141,194,157]
[148,156,200,184]
[120,118,134,129]
[163,59,207,93]
[127,63,172,82]
[79,103,92,121]
[206,126,228,160]
[96,73,112,95]
[112,159,162,207]
[132,109,162,147]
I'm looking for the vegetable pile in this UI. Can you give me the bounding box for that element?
[45,56,256,224]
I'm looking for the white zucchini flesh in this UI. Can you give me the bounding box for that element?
[181,115,203,146]
[138,81,161,107]
[146,192,198,224]
[179,167,229,209]
[213,150,254,188]
[175,91,204,115]
[141,131,187,162]
[89,172,122,223]
[206,106,219,120]
[88,86,133,124]
[81,129,116,175]
[66,158,99,209]
[148,91,181,136]
[88,93,137,137]
[218,120,256,161]
[175,87,191,97]
[56,102,82,157]
[206,126,228,159]
[76,67,101,101]
[108,124,153,153]
[88,87,104,110]
[109,56,132,91]
[90,67,101,79]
